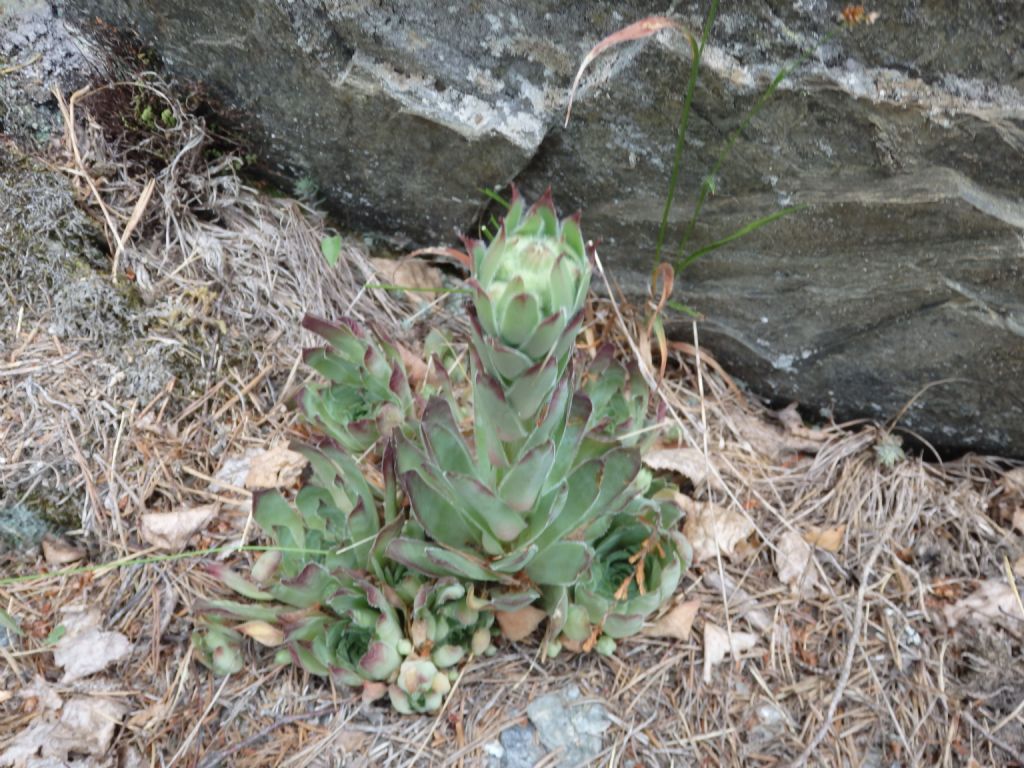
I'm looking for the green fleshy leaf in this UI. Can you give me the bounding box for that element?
[473,372,527,442]
[424,546,499,582]
[198,598,284,623]
[498,440,555,512]
[445,474,527,543]
[524,540,591,586]
[488,544,538,574]
[271,563,340,608]
[387,538,490,581]
[506,356,558,420]
[289,642,331,677]
[532,459,602,551]
[521,311,565,361]
[422,409,474,476]
[498,293,541,348]
[254,491,306,556]
[208,563,275,601]
[359,640,403,680]
[404,470,478,549]
[484,589,542,612]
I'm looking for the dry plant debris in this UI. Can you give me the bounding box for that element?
[1,73,1022,767]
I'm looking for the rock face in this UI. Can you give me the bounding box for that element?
[63,0,1024,455]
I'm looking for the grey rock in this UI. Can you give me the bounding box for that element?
[0,1,91,146]
[62,0,1024,454]
[485,723,548,768]
[526,685,610,767]
[0,503,50,551]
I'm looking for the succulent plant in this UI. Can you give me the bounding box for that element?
[410,578,496,668]
[389,657,452,714]
[299,315,414,454]
[191,619,244,676]
[544,504,691,654]
[194,189,692,715]
[583,345,662,451]
[465,189,590,422]
[386,386,647,605]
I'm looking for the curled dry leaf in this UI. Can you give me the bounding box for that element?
[565,16,694,127]
[370,257,444,304]
[496,605,547,642]
[803,524,846,553]
[642,599,700,642]
[52,606,132,683]
[41,534,85,566]
[244,444,308,490]
[645,447,725,494]
[943,579,1024,628]
[0,695,127,767]
[775,530,819,596]
[677,494,755,563]
[140,504,218,551]
[702,623,758,683]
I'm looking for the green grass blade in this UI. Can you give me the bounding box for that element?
[480,188,510,209]
[654,0,719,266]
[677,27,842,258]
[667,300,702,318]
[677,204,805,271]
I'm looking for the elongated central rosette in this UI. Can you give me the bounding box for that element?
[466,190,590,421]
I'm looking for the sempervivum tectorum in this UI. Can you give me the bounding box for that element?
[299,315,414,454]
[465,189,590,422]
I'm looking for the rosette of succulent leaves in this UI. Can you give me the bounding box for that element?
[193,190,691,713]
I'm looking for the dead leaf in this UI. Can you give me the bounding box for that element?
[212,449,261,493]
[244,444,308,490]
[370,257,443,304]
[776,531,819,596]
[642,599,700,641]
[1015,556,1024,578]
[496,605,547,642]
[140,504,217,550]
[41,534,85,565]
[732,410,823,460]
[0,695,126,766]
[361,682,388,705]
[703,572,773,632]
[702,623,758,683]
[678,494,755,563]
[126,700,168,729]
[645,448,725,494]
[52,605,132,683]
[235,620,284,646]
[1002,467,1024,494]
[774,402,830,443]
[943,579,1024,628]
[804,525,846,553]
[396,341,431,389]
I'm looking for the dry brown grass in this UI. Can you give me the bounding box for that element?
[1,77,1022,768]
